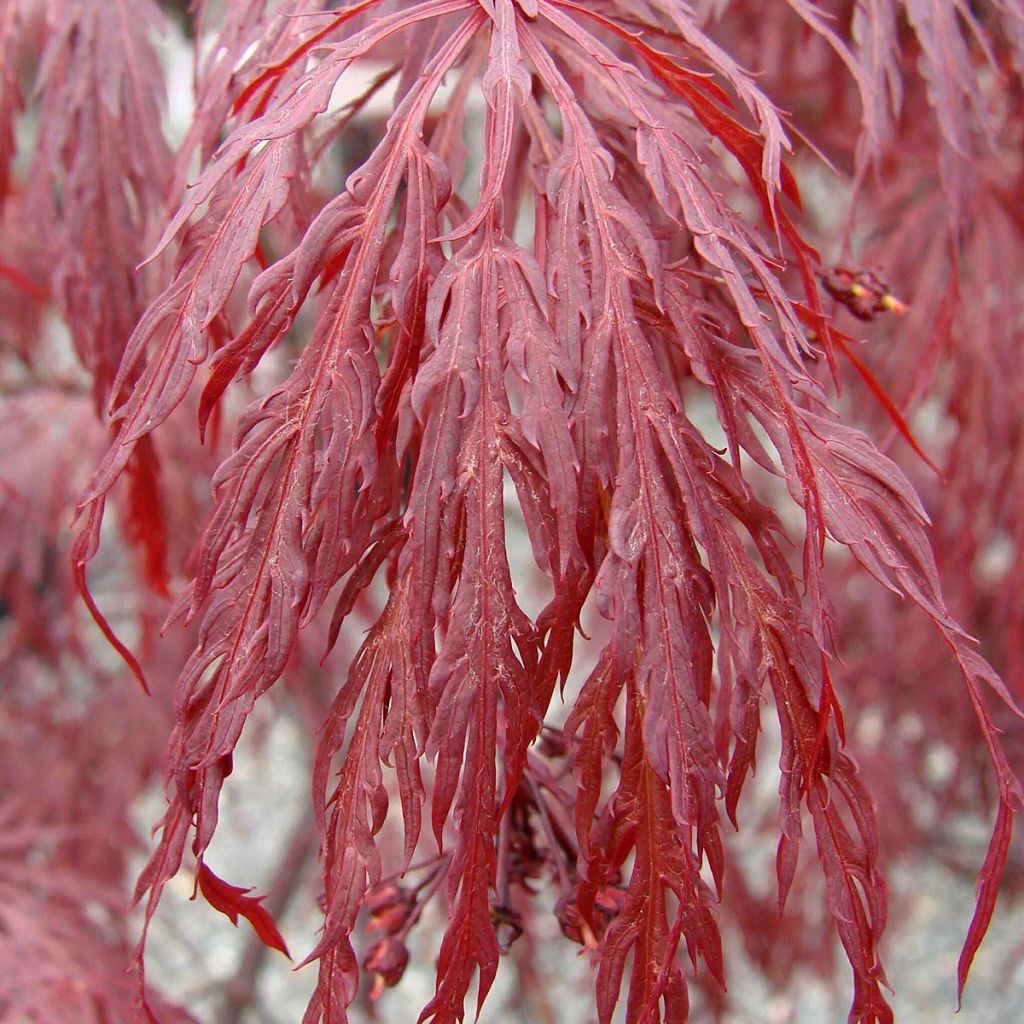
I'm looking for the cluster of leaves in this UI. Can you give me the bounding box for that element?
[2,1,1023,1022]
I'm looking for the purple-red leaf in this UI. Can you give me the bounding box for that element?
[195,862,291,958]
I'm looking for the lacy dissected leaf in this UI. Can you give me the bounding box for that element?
[850,0,904,167]
[129,6,480,1010]
[23,0,171,407]
[765,628,894,1024]
[302,573,425,1018]
[413,237,545,1024]
[903,0,997,205]
[0,0,177,606]
[74,1,473,563]
[586,689,722,1024]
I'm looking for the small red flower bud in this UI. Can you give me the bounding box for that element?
[363,937,410,990]
[362,882,407,915]
[822,265,908,322]
[362,883,413,934]
[554,893,585,944]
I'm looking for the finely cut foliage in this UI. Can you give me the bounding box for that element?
[2,1,1023,1022]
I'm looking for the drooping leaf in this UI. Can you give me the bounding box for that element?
[195,862,292,959]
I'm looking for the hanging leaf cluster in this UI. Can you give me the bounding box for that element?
[2,1,1023,1022]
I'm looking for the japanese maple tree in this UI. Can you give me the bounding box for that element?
[1,1,1023,1022]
